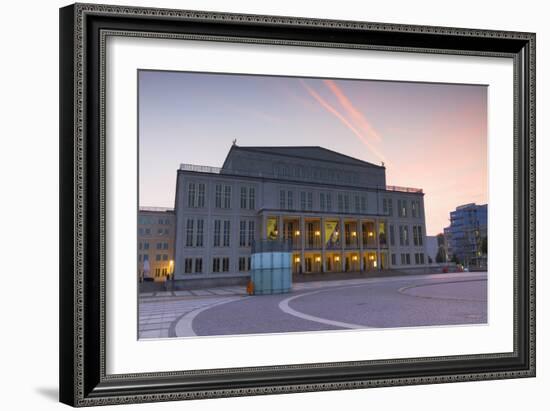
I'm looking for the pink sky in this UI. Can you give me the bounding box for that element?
[139,71,487,235]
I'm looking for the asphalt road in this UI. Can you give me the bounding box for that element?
[191,272,487,337]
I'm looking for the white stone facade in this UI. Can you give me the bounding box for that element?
[174,146,428,278]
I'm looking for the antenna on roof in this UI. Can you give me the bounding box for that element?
[381,161,385,167]
[232,138,237,146]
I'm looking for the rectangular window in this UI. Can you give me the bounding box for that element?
[400,253,406,264]
[391,253,397,265]
[344,195,350,212]
[383,198,388,214]
[287,190,293,210]
[185,219,194,247]
[320,193,325,211]
[280,190,286,209]
[361,196,367,213]
[307,192,313,210]
[223,185,231,208]
[247,257,251,271]
[249,187,255,209]
[417,225,423,246]
[212,258,220,273]
[389,225,395,246]
[195,258,203,273]
[412,200,418,218]
[399,225,404,246]
[406,253,411,265]
[415,253,420,264]
[196,219,204,247]
[400,200,408,217]
[156,254,161,261]
[420,253,425,264]
[156,242,162,250]
[338,194,343,212]
[413,226,419,246]
[388,199,393,216]
[215,184,222,208]
[163,254,168,261]
[197,183,205,207]
[355,196,360,213]
[241,186,247,209]
[238,256,246,271]
[163,242,168,250]
[223,220,231,247]
[213,220,221,247]
[300,192,306,210]
[143,242,149,250]
[188,183,196,208]
[239,220,247,247]
[327,194,332,211]
[222,257,230,272]
[248,221,255,246]
[404,225,409,246]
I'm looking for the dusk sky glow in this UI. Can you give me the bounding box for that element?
[139,70,487,235]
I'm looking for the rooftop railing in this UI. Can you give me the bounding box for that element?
[180,163,423,193]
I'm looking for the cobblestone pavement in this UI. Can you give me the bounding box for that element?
[139,272,487,339]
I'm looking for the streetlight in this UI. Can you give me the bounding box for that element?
[168,260,174,290]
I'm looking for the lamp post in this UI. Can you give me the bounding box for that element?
[168,260,174,291]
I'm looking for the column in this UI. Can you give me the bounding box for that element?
[300,216,305,274]
[339,217,345,271]
[358,218,364,271]
[376,218,381,270]
[321,217,326,272]
[262,214,267,240]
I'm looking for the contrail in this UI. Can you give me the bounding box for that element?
[323,79,383,143]
[300,80,389,166]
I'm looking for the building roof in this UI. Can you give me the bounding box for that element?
[221,145,384,170]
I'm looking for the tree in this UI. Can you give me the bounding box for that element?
[451,254,461,265]
[435,246,447,263]
[481,236,488,255]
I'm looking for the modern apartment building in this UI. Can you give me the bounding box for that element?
[444,203,488,269]
[137,207,175,282]
[173,145,429,279]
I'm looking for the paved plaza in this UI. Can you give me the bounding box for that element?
[138,272,487,339]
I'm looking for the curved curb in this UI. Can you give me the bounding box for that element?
[170,296,247,337]
[279,285,374,329]
[397,278,487,303]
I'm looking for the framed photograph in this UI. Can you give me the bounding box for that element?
[59,3,535,407]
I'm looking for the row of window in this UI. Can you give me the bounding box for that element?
[138,227,170,236]
[138,242,169,250]
[390,252,425,266]
[183,257,252,274]
[279,190,368,213]
[138,253,170,262]
[187,182,256,210]
[383,198,422,219]
[185,219,256,248]
[138,216,172,225]
[387,224,424,247]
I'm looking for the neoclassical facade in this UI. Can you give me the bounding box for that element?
[174,145,428,279]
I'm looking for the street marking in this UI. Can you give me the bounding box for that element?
[172,297,246,337]
[279,286,372,329]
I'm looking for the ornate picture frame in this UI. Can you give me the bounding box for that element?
[59,3,535,407]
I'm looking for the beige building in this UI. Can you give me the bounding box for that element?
[137,207,175,282]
